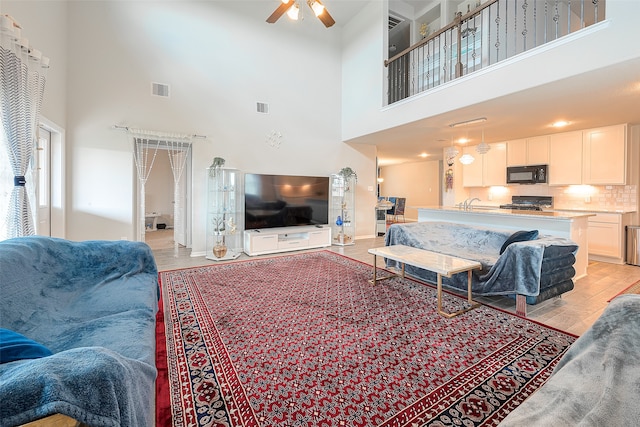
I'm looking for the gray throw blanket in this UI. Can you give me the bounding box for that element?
[384,222,577,297]
[500,294,640,426]
[0,237,158,427]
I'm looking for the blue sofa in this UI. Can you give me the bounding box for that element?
[384,222,578,312]
[0,237,159,427]
[500,294,640,425]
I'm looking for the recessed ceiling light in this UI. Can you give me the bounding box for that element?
[419,153,429,158]
[457,138,470,144]
[552,120,570,128]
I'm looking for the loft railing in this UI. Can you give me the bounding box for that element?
[385,0,605,104]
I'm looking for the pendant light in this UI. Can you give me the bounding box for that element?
[445,139,459,166]
[459,153,475,164]
[476,129,490,155]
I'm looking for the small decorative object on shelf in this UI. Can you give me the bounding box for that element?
[206,166,243,261]
[213,241,227,258]
[331,168,356,246]
[208,157,226,177]
[338,166,357,182]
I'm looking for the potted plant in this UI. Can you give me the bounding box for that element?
[208,157,225,177]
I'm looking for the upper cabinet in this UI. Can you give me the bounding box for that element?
[582,125,627,185]
[527,136,550,165]
[506,136,549,167]
[549,124,627,186]
[506,139,526,166]
[462,145,483,186]
[548,131,583,186]
[465,123,628,187]
[484,142,507,186]
[462,142,506,187]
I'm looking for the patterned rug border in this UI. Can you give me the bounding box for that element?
[608,278,640,302]
[156,250,577,426]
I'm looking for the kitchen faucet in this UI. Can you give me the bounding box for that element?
[458,198,481,210]
[467,198,481,210]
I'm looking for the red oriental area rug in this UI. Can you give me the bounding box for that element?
[156,251,576,426]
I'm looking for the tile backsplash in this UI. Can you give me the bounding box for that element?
[553,185,637,211]
[469,184,638,211]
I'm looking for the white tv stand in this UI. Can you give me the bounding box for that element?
[243,225,332,256]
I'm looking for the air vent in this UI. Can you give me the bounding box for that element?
[388,14,403,30]
[256,102,269,114]
[151,82,170,97]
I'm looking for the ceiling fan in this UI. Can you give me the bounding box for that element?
[267,0,335,28]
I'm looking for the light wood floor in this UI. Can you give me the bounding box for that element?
[152,235,640,336]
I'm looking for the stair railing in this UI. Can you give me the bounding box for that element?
[385,0,605,105]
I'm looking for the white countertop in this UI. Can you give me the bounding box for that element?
[414,206,595,220]
[549,208,636,214]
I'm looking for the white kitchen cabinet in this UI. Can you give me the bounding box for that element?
[527,136,550,165]
[588,212,631,264]
[506,136,549,167]
[462,143,506,187]
[507,139,528,166]
[462,145,483,187]
[583,124,627,185]
[483,142,507,186]
[506,139,527,166]
[549,131,583,186]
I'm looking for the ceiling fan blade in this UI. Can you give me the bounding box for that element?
[266,1,292,24]
[317,8,335,28]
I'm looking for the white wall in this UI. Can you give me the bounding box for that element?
[379,160,440,221]
[342,0,640,142]
[6,1,378,250]
[146,153,174,227]
[1,1,68,127]
[342,0,387,139]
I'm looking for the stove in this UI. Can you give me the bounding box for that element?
[499,196,553,211]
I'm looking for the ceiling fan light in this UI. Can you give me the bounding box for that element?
[309,0,325,16]
[459,154,475,164]
[287,2,300,20]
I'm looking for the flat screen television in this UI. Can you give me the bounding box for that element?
[244,173,329,230]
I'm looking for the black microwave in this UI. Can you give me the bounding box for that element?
[506,165,548,184]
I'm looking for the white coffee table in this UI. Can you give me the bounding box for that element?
[368,245,482,318]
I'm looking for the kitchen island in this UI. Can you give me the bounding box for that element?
[415,206,594,278]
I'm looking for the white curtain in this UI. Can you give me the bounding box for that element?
[132,135,160,242]
[0,15,49,240]
[166,140,191,256]
[129,128,192,254]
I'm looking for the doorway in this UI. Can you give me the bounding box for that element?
[134,141,192,250]
[36,127,51,236]
[36,118,64,238]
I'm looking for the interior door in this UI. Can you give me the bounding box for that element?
[173,149,191,247]
[36,127,51,236]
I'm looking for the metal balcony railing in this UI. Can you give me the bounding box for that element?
[386,0,606,105]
